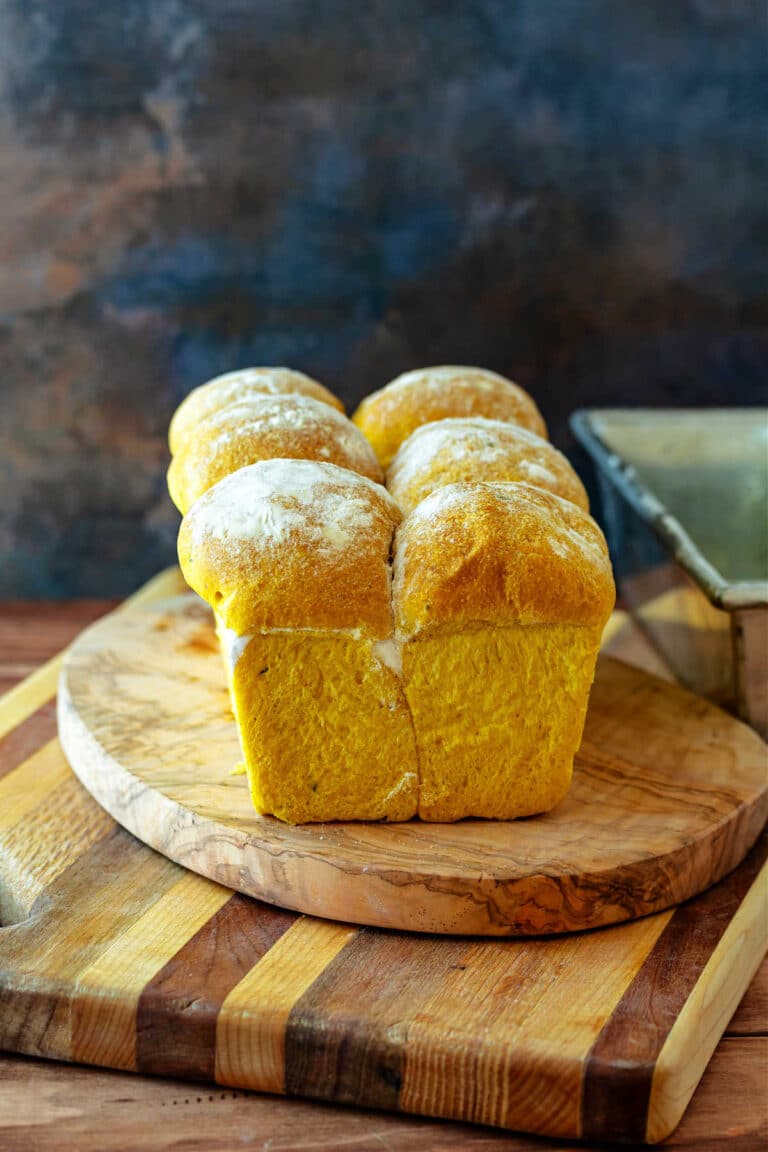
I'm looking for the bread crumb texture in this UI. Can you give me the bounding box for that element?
[234,632,418,823]
[403,624,596,821]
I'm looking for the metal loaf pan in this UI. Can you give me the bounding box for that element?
[572,408,768,738]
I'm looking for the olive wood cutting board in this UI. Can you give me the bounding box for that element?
[0,569,766,1143]
[57,571,768,936]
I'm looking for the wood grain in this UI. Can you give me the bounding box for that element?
[582,835,768,1142]
[648,855,768,1143]
[58,585,768,935]
[0,601,118,676]
[215,917,357,1095]
[728,957,768,1035]
[399,911,670,1136]
[736,606,768,740]
[3,1038,764,1152]
[0,575,766,1144]
[136,892,295,1081]
[71,871,232,1071]
[0,699,58,782]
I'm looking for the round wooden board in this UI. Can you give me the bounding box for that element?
[57,593,768,936]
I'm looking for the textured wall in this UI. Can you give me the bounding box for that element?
[1,0,766,595]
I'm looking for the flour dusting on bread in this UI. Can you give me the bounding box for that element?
[169,394,382,512]
[387,417,587,515]
[189,458,391,550]
[352,365,548,468]
[168,366,344,453]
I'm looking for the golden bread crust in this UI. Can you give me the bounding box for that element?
[173,364,615,825]
[387,417,589,515]
[169,367,344,453]
[168,394,382,513]
[178,459,401,638]
[352,366,547,468]
[393,481,614,638]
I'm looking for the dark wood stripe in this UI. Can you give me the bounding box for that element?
[582,831,768,1142]
[285,929,468,1109]
[136,893,296,1080]
[0,698,57,781]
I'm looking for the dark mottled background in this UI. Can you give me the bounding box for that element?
[1,0,766,596]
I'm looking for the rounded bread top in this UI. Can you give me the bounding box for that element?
[352,366,547,469]
[387,417,589,515]
[393,481,614,639]
[178,459,401,638]
[168,393,383,513]
[169,367,344,454]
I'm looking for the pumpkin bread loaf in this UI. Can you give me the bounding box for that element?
[169,366,344,454]
[173,364,614,825]
[392,481,615,821]
[352,366,547,469]
[178,459,419,824]
[387,417,589,515]
[168,393,382,513]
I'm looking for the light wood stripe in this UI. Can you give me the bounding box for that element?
[0,661,60,742]
[122,567,189,608]
[72,871,232,1069]
[647,857,768,1143]
[0,771,114,925]
[0,741,72,834]
[19,845,184,979]
[215,917,357,1094]
[600,609,629,646]
[400,910,669,1136]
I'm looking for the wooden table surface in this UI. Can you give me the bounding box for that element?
[0,599,766,1152]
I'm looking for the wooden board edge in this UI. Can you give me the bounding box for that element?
[580,834,768,1141]
[645,859,768,1144]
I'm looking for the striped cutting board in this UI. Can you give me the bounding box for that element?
[0,571,766,1143]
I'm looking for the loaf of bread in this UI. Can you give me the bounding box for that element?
[172,363,614,825]
[393,482,614,820]
[387,417,589,515]
[352,366,547,468]
[169,367,344,454]
[168,393,381,513]
[178,459,419,823]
